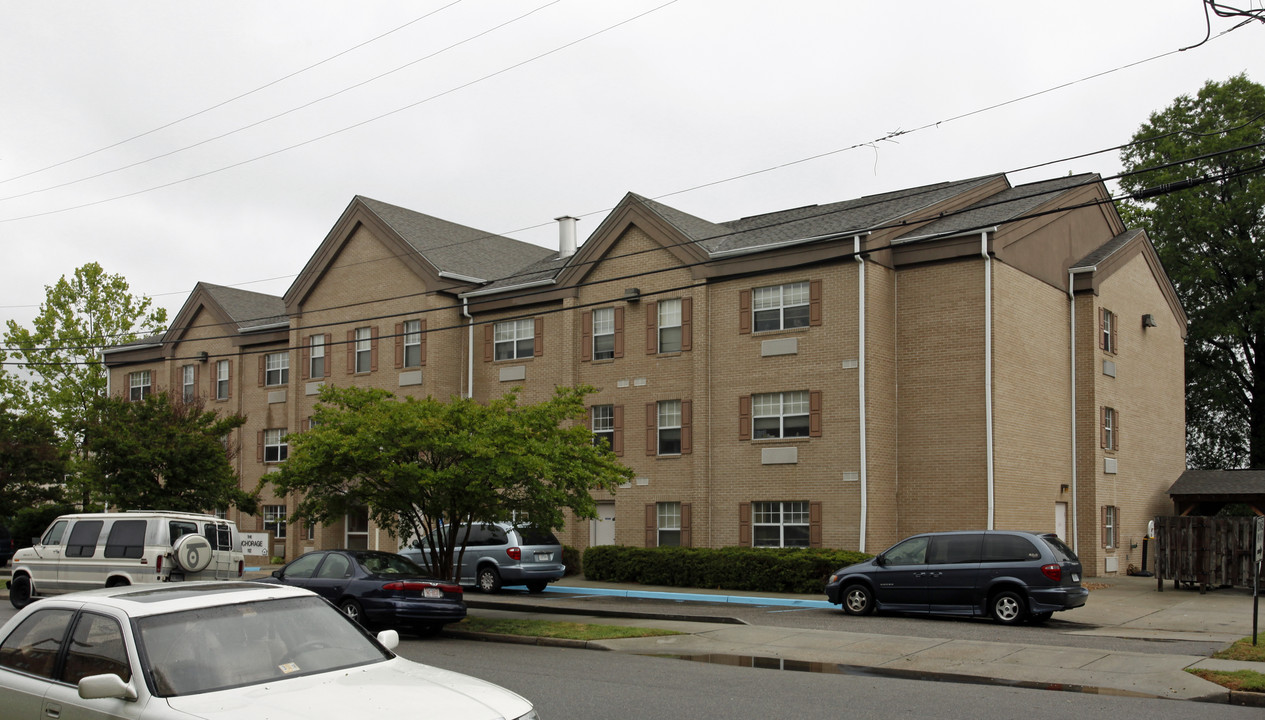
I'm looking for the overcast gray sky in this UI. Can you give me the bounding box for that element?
[2,1,1262,338]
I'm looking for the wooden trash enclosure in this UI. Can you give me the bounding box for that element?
[1153,516,1262,592]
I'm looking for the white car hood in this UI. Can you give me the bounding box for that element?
[165,657,532,720]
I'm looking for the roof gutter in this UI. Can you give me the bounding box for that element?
[101,343,163,355]
[240,321,289,332]
[708,229,868,258]
[459,278,556,299]
[439,271,487,284]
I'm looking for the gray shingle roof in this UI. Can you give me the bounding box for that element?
[359,196,555,283]
[1169,469,1265,496]
[201,283,287,330]
[896,174,1099,242]
[1072,229,1144,269]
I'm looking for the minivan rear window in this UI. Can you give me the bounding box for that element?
[982,534,1040,562]
[516,528,560,546]
[1040,535,1079,563]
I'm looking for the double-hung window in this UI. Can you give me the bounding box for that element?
[1102,407,1118,450]
[658,299,682,353]
[752,391,810,439]
[181,365,195,402]
[309,335,326,379]
[657,502,681,547]
[264,352,289,386]
[593,308,615,360]
[129,371,151,402]
[494,319,535,360]
[752,501,810,548]
[354,327,373,373]
[216,360,230,400]
[1100,308,1117,354]
[403,319,422,368]
[657,400,682,455]
[753,282,810,332]
[1102,505,1118,549]
[263,505,287,540]
[263,428,288,463]
[592,404,614,448]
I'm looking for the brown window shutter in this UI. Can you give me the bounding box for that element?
[613,405,624,456]
[300,338,310,380]
[370,326,379,371]
[810,501,822,548]
[227,360,233,398]
[1101,506,1108,548]
[1110,313,1117,354]
[258,354,266,387]
[534,317,544,357]
[645,300,658,354]
[810,391,823,437]
[192,365,199,395]
[256,430,264,463]
[645,403,657,456]
[681,400,692,454]
[681,297,693,351]
[1100,407,1108,448]
[739,395,751,441]
[739,502,751,546]
[483,324,494,362]
[739,289,751,334]
[346,330,355,374]
[645,504,656,547]
[810,280,823,326]
[1115,508,1121,547]
[581,310,592,362]
[680,503,692,547]
[1114,410,1120,450]
[419,320,427,366]
[614,307,625,358]
[394,323,404,368]
[1098,309,1106,350]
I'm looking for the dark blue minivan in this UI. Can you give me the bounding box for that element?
[824,530,1088,624]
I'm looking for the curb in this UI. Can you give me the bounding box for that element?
[443,628,611,651]
[465,598,747,625]
[1225,690,1265,708]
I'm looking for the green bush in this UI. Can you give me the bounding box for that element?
[562,545,583,576]
[582,545,871,595]
[9,504,78,549]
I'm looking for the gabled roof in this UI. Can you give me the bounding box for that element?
[896,174,1098,242]
[1169,469,1265,497]
[199,283,287,331]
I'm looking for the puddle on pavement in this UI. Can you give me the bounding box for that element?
[651,653,1158,699]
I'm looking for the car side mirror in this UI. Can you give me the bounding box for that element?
[271,569,283,578]
[874,555,886,567]
[79,673,137,701]
[376,629,400,651]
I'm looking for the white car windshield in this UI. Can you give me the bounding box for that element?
[136,596,390,696]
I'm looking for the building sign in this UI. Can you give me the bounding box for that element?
[240,532,269,556]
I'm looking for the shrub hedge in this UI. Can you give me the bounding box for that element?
[581,545,872,595]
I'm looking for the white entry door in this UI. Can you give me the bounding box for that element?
[592,501,616,546]
[1054,502,1068,541]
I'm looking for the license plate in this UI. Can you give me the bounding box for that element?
[424,587,442,598]
[535,552,553,562]
[1072,573,1080,582]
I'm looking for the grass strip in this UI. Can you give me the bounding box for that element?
[457,616,681,641]
[1188,668,1265,693]
[1212,634,1265,663]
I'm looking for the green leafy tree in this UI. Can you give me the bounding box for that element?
[83,391,255,514]
[4,261,167,451]
[0,404,68,518]
[1118,74,1265,468]
[272,385,633,581]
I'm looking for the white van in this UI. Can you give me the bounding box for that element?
[7,510,244,609]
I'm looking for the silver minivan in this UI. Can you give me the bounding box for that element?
[402,522,565,594]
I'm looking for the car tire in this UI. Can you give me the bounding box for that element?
[842,583,875,616]
[9,574,33,609]
[1028,611,1053,624]
[476,566,502,593]
[526,580,548,594]
[339,599,365,625]
[990,590,1027,625]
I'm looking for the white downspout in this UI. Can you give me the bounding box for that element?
[462,298,473,399]
[982,232,995,530]
[1067,269,1089,556]
[854,235,868,552]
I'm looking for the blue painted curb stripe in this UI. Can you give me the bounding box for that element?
[544,584,835,609]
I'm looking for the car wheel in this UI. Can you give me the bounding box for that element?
[842,584,875,616]
[105,577,130,588]
[476,566,502,593]
[526,580,548,594]
[1028,611,1053,624]
[339,599,364,625]
[9,574,33,609]
[990,590,1027,625]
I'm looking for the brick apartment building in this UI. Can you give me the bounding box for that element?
[103,171,1186,576]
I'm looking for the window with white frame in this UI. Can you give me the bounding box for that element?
[658,299,682,353]
[657,400,681,455]
[210,508,227,520]
[592,308,615,360]
[355,327,373,373]
[752,391,810,439]
[305,522,316,541]
[263,505,287,540]
[216,360,230,400]
[1102,407,1118,450]
[753,282,810,332]
[494,319,535,360]
[129,370,151,402]
[752,501,810,547]
[1100,308,1117,354]
[265,352,289,386]
[403,319,422,368]
[592,404,614,448]
[657,502,681,547]
[309,335,326,378]
[263,428,288,463]
[346,508,369,550]
[1102,505,1117,549]
[181,365,195,402]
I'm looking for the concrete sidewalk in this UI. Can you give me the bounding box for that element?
[459,574,1265,706]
